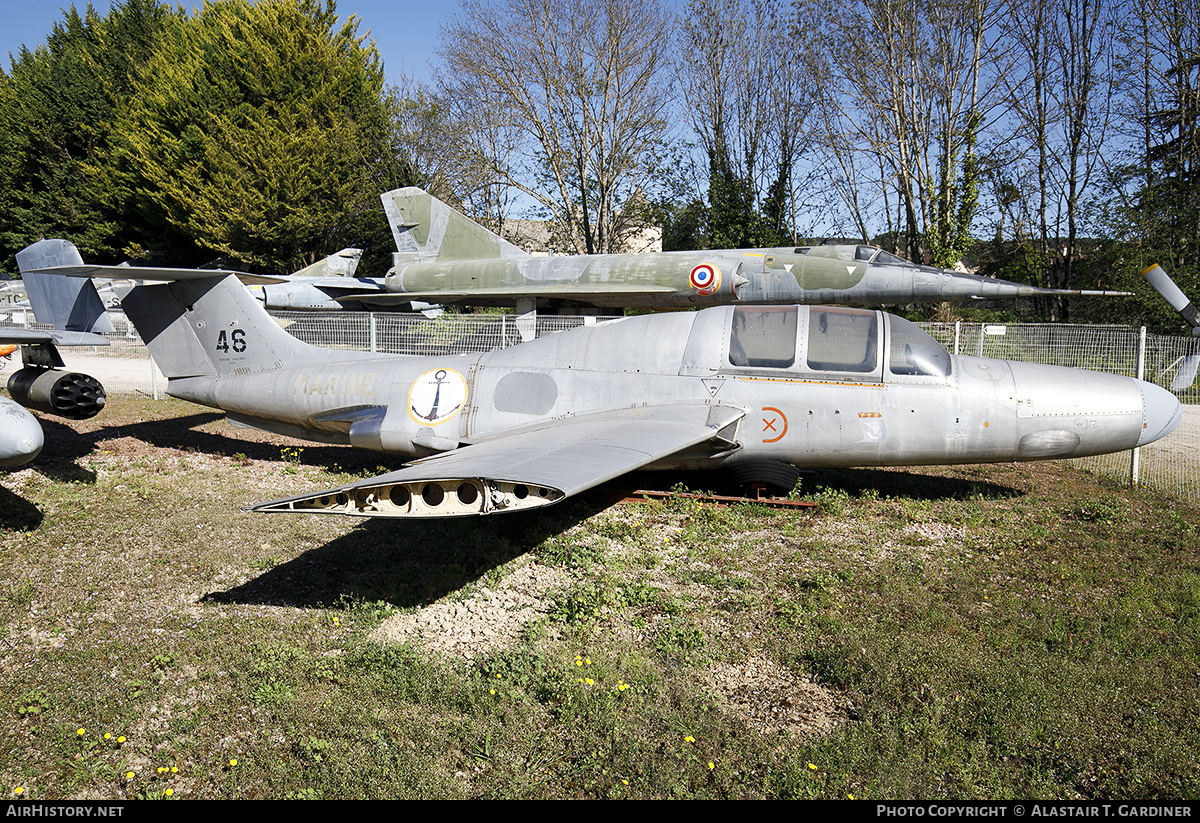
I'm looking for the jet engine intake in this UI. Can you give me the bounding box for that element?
[7,368,106,420]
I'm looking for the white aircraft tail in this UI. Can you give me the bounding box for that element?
[290,248,362,279]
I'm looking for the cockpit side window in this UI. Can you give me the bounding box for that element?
[806,308,878,373]
[873,250,910,265]
[855,246,877,261]
[887,316,952,378]
[729,307,797,368]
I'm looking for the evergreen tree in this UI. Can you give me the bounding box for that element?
[0,0,179,269]
[102,0,409,272]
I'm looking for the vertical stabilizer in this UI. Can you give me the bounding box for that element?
[290,248,362,279]
[380,188,529,263]
[120,275,328,380]
[15,240,116,334]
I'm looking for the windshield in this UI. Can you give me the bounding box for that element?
[887,316,952,378]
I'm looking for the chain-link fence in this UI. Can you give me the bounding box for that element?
[4,310,1197,500]
[924,320,1200,500]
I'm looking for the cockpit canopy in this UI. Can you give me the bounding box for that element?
[726,306,951,381]
[788,245,915,267]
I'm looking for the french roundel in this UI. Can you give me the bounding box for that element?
[689,263,721,295]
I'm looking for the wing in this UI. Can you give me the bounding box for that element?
[341,283,677,306]
[24,264,287,286]
[246,404,745,519]
[0,329,109,346]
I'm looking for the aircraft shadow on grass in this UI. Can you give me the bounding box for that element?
[202,498,609,610]
[22,409,1023,607]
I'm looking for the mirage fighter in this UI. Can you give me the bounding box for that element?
[356,188,1127,314]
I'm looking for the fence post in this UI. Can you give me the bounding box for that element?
[953,321,961,355]
[1130,325,1146,488]
[369,312,377,353]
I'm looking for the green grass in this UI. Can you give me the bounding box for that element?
[0,397,1198,798]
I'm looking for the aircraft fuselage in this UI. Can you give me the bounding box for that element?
[169,305,1178,481]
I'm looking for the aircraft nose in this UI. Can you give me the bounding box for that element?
[0,408,44,468]
[1138,380,1183,447]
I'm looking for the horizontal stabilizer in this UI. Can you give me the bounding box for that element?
[247,404,744,519]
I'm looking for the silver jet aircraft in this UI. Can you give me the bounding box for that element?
[363,188,1125,312]
[18,239,1180,517]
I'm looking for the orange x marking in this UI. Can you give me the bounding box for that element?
[761,406,788,443]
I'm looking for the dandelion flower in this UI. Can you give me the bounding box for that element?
[684,736,695,743]
[117,736,126,744]
[13,788,23,796]
[76,728,85,736]
[807,763,817,770]
[170,767,177,774]
[489,689,496,695]
[229,759,237,767]
[125,772,134,780]
[848,794,856,800]
[621,779,628,785]
[164,789,173,797]
[708,762,714,770]
[104,733,111,740]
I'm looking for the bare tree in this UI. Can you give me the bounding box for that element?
[436,0,674,254]
[1000,0,1117,317]
[677,0,817,246]
[811,0,1006,261]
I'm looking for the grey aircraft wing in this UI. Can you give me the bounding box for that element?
[343,283,677,307]
[0,328,109,346]
[247,404,745,518]
[25,264,288,285]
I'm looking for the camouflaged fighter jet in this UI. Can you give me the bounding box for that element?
[17,238,1181,517]
[358,188,1127,313]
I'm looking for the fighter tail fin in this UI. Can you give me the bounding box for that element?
[290,248,363,279]
[15,240,116,334]
[120,275,332,380]
[17,239,335,381]
[380,188,529,263]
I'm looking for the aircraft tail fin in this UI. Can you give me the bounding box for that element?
[120,275,332,380]
[15,240,116,334]
[17,239,338,381]
[380,188,529,264]
[290,248,362,279]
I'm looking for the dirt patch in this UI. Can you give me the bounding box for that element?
[371,562,570,658]
[707,655,850,738]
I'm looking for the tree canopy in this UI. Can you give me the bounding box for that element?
[1,0,419,274]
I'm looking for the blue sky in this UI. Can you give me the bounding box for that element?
[0,0,449,83]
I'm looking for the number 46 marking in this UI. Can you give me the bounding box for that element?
[216,329,247,353]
